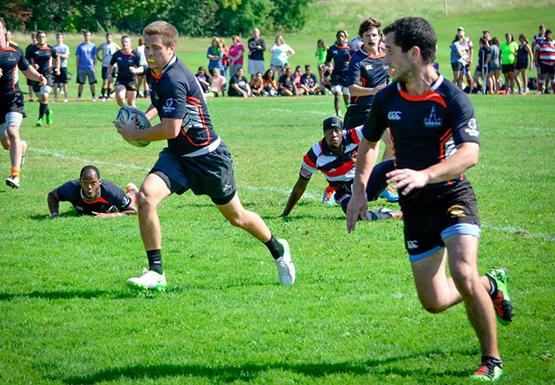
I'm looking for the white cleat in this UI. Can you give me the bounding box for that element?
[275,239,295,286]
[5,175,20,188]
[127,268,167,291]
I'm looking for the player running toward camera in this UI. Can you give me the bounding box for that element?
[0,17,46,189]
[29,31,60,127]
[346,17,397,203]
[325,30,351,117]
[346,17,513,382]
[114,21,295,290]
[107,35,143,107]
[47,165,138,218]
[281,116,401,221]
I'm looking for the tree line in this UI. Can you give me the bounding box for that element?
[2,0,311,36]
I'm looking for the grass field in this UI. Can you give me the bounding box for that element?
[0,92,554,385]
[2,2,555,384]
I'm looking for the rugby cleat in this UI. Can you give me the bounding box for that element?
[5,175,20,189]
[471,356,503,382]
[36,118,43,127]
[379,185,399,202]
[275,239,295,286]
[486,267,513,325]
[127,268,166,291]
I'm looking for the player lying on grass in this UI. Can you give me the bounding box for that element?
[281,116,401,220]
[47,165,138,218]
[114,21,295,291]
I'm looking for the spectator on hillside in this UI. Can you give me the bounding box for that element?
[457,27,474,90]
[278,66,297,96]
[75,30,98,100]
[473,37,491,93]
[536,29,555,94]
[248,28,266,81]
[500,32,519,93]
[262,68,279,96]
[515,33,534,95]
[97,32,120,100]
[533,24,546,92]
[195,66,212,95]
[250,72,264,96]
[228,35,245,79]
[299,65,322,95]
[53,32,70,102]
[450,33,467,89]
[209,67,226,97]
[207,37,224,75]
[135,37,150,98]
[488,37,501,94]
[293,65,304,95]
[228,67,252,97]
[315,39,328,83]
[270,34,295,77]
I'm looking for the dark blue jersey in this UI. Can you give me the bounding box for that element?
[363,75,480,186]
[347,49,387,109]
[110,50,140,82]
[325,44,351,76]
[55,180,131,215]
[147,57,218,156]
[30,44,57,76]
[0,44,29,96]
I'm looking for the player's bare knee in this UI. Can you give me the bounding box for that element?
[420,299,445,314]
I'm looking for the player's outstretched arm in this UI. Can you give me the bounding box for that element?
[346,138,379,232]
[47,189,61,217]
[281,176,310,217]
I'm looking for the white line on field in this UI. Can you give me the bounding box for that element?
[30,148,554,242]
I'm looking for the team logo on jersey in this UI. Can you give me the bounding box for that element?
[447,204,466,218]
[162,98,176,113]
[388,111,402,121]
[464,118,479,137]
[6,52,17,62]
[406,240,418,249]
[424,106,443,128]
[365,64,373,70]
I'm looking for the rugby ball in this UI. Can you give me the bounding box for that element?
[116,106,151,147]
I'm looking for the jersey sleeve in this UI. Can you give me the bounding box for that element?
[109,53,117,66]
[49,45,58,58]
[325,46,333,65]
[159,77,188,119]
[55,181,78,203]
[300,146,318,179]
[346,56,361,86]
[103,182,132,211]
[448,90,480,145]
[16,47,30,71]
[362,91,388,142]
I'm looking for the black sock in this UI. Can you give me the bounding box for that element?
[101,88,106,97]
[147,249,163,274]
[45,104,50,115]
[39,103,46,118]
[264,235,284,260]
[482,355,503,368]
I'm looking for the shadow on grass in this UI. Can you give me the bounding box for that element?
[0,286,190,301]
[62,349,476,384]
[29,211,79,221]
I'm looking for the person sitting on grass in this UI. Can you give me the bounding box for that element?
[47,165,138,218]
[209,67,226,97]
[250,71,264,96]
[228,67,252,97]
[299,64,323,95]
[278,65,298,96]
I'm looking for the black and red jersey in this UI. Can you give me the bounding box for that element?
[363,75,480,189]
[147,56,218,157]
[0,43,29,97]
[29,44,57,76]
[55,179,131,216]
[110,49,141,82]
[347,49,387,109]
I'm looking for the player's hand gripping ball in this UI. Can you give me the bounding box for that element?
[115,106,151,147]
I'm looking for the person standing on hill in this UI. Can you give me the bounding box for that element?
[247,28,266,81]
[76,31,98,101]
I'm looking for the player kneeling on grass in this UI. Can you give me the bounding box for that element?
[281,116,401,221]
[47,165,138,218]
[114,21,295,291]
[346,17,513,382]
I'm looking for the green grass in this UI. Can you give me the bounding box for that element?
[0,93,554,385]
[2,3,555,384]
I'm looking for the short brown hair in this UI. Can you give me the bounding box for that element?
[359,17,381,38]
[143,21,178,47]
